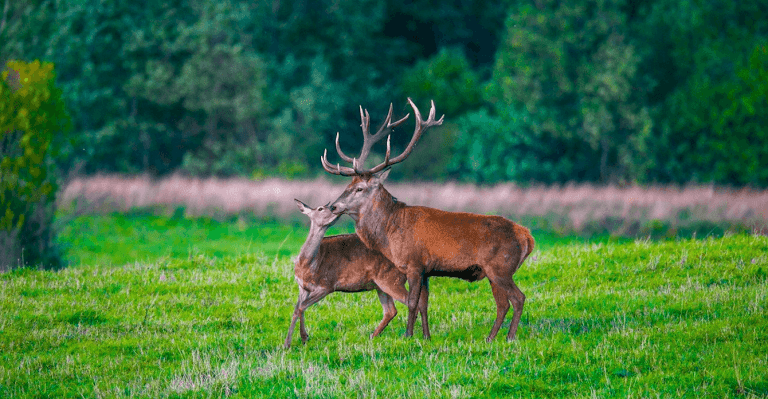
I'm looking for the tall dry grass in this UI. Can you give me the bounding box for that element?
[59,175,768,236]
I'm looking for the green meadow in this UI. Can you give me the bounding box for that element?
[56,213,617,266]
[1,214,767,397]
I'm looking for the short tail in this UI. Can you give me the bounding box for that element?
[519,233,535,266]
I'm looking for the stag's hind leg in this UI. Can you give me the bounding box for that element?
[419,276,431,339]
[486,276,526,342]
[486,281,511,342]
[506,280,525,341]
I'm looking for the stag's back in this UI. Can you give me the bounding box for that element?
[386,205,533,276]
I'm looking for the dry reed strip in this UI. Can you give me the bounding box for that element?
[59,175,768,234]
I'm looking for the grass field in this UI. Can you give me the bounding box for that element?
[55,212,621,267]
[2,213,767,397]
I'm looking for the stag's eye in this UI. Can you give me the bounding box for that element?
[356,187,364,192]
[318,207,324,211]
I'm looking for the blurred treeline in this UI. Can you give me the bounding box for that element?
[2,0,767,186]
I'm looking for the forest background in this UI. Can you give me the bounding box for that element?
[2,0,767,187]
[2,3,768,396]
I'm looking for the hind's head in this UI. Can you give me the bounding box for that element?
[295,199,340,228]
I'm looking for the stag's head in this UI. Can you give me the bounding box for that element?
[321,98,443,220]
[328,170,390,221]
[295,199,340,228]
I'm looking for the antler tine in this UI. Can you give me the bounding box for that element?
[334,132,355,163]
[380,98,444,169]
[367,99,442,174]
[430,100,446,125]
[369,104,393,142]
[359,105,370,136]
[354,103,405,174]
[320,150,339,175]
[371,104,409,141]
[321,149,357,176]
[384,135,391,164]
[352,106,376,173]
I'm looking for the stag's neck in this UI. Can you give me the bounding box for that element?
[297,223,330,270]
[356,187,403,253]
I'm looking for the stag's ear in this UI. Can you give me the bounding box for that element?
[294,199,311,214]
[373,168,391,185]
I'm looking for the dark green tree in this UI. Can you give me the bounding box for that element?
[123,0,271,176]
[400,47,483,119]
[1,0,523,181]
[448,104,599,184]
[636,0,768,186]
[488,0,651,183]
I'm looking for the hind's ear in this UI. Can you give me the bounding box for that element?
[294,199,311,214]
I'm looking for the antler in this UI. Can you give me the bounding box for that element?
[321,103,409,176]
[321,98,444,176]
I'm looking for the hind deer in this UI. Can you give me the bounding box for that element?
[284,199,427,348]
[321,99,535,341]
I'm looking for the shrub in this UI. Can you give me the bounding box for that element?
[0,60,69,270]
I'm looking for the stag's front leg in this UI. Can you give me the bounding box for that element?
[405,269,423,338]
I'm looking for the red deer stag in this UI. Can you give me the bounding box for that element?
[321,99,535,341]
[285,199,427,348]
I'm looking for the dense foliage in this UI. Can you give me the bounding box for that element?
[1,0,766,185]
[483,0,651,184]
[0,60,69,270]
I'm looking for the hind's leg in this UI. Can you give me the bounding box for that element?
[295,288,331,345]
[371,289,398,338]
[285,286,310,348]
[376,271,430,338]
[285,301,303,348]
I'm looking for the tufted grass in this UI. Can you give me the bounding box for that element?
[2,231,767,397]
